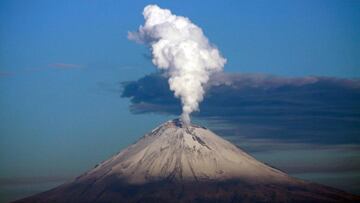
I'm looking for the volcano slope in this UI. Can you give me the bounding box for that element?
[14,119,360,203]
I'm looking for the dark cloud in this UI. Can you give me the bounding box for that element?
[121,72,360,145]
[121,73,181,114]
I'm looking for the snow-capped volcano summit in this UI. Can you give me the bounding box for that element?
[14,119,360,203]
[81,119,290,184]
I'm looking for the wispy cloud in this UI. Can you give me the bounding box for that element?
[0,176,71,186]
[49,63,83,69]
[249,142,360,174]
[1,63,85,77]
[96,81,122,95]
[0,71,15,77]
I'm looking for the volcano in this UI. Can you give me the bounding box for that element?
[14,119,359,203]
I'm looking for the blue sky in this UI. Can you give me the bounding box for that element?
[0,0,359,202]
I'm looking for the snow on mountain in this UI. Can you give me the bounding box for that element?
[81,119,291,184]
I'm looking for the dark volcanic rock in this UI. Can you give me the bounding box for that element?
[13,177,359,203]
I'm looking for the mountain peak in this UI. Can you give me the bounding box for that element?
[161,118,203,129]
[78,119,290,184]
[169,118,185,127]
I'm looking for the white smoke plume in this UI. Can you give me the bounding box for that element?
[128,5,226,124]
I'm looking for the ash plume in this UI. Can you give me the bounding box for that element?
[128,4,226,124]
